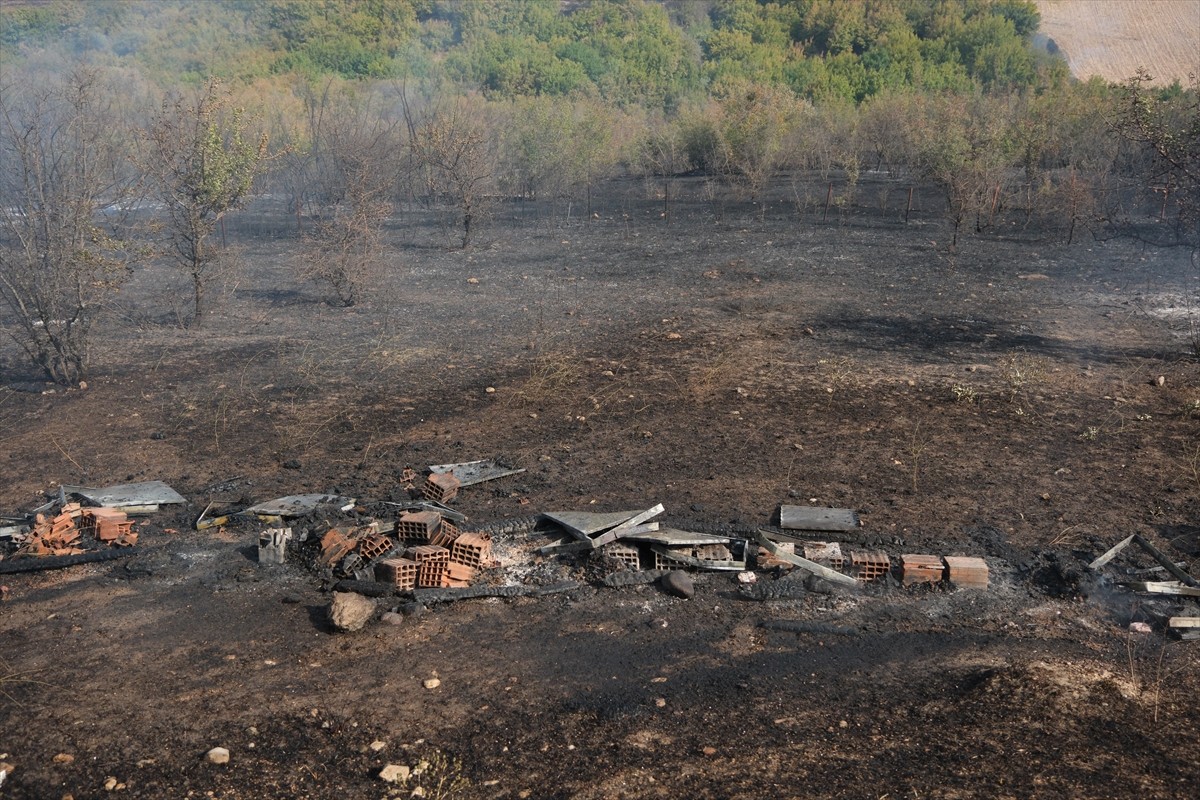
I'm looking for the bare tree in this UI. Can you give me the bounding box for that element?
[142,78,269,326]
[0,67,142,384]
[301,86,402,306]
[406,96,497,248]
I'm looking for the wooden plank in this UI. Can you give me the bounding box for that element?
[1088,534,1136,570]
[1168,617,1200,629]
[779,506,859,532]
[1132,534,1199,587]
[1124,581,1200,597]
[755,530,858,587]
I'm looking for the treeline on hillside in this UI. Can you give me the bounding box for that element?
[2,0,1058,105]
[1,2,1198,388]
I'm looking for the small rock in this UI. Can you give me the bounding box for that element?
[379,763,410,783]
[466,277,480,285]
[282,459,301,470]
[665,332,682,340]
[150,431,166,440]
[654,698,667,708]
[839,720,849,728]
[485,386,496,394]
[328,591,375,632]
[1155,375,1166,386]
[205,747,230,765]
[736,571,757,585]
[701,746,717,756]
[380,611,404,626]
[369,740,387,752]
[423,677,441,690]
[660,571,694,599]
[52,753,74,764]
[1129,621,1152,634]
[104,776,118,791]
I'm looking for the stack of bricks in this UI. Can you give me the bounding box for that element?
[396,511,441,545]
[422,472,461,503]
[851,550,891,583]
[654,547,689,570]
[18,507,85,557]
[375,557,419,590]
[83,508,137,547]
[944,556,989,588]
[406,544,451,588]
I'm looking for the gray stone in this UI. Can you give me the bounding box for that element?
[328,591,375,632]
[660,570,694,599]
[379,764,410,783]
[380,611,404,626]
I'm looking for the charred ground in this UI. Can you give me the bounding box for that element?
[1,175,1198,799]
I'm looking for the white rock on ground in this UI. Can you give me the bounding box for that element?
[378,763,410,783]
[205,747,230,765]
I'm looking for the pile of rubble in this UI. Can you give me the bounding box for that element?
[0,481,187,572]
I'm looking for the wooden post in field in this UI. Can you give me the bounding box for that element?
[905,186,914,223]
[989,183,1001,226]
[823,182,833,221]
[220,217,227,248]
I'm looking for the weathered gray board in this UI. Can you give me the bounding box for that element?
[245,494,355,517]
[621,528,737,547]
[61,481,186,514]
[779,506,860,532]
[428,460,526,487]
[755,530,859,587]
[542,510,645,540]
[588,505,665,548]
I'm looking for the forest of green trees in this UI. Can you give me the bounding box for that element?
[1,0,1197,384]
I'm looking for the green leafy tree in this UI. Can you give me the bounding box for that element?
[143,78,270,326]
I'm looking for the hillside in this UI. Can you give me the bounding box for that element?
[1036,0,1200,85]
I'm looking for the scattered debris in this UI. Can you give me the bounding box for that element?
[1168,617,1200,640]
[1089,533,1199,586]
[0,548,136,575]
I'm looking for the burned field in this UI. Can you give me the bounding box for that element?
[1,176,1199,799]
